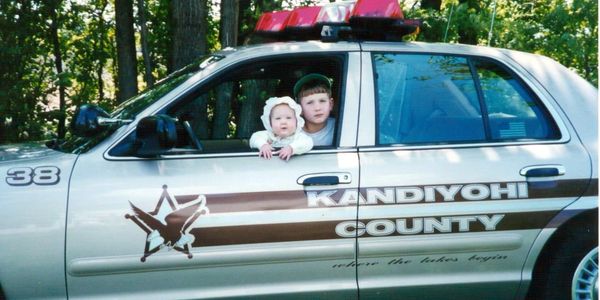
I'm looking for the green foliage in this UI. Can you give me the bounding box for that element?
[0,0,54,142]
[404,0,598,85]
[0,0,597,145]
[146,0,170,79]
[66,0,116,109]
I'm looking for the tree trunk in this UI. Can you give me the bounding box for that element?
[137,0,154,88]
[212,82,234,139]
[237,80,260,138]
[115,0,138,102]
[189,95,209,139]
[220,0,239,48]
[237,0,251,45]
[97,0,109,102]
[170,0,208,71]
[49,0,67,139]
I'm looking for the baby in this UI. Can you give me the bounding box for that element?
[249,96,313,161]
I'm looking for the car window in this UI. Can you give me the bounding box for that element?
[473,58,560,140]
[109,54,345,157]
[373,53,560,145]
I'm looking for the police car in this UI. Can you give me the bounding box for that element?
[0,0,597,299]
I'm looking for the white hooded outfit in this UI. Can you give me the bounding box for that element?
[249,96,313,155]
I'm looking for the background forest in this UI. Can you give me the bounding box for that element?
[0,0,597,144]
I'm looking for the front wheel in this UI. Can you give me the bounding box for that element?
[572,247,598,300]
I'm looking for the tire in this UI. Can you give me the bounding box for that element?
[572,247,598,300]
[531,224,598,300]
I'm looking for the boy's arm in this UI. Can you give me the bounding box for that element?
[288,132,314,155]
[249,131,270,149]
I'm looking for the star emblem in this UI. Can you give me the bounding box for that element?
[125,185,209,262]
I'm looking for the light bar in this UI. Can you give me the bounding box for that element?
[252,0,421,43]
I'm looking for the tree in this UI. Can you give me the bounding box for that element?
[169,0,208,71]
[138,0,154,88]
[220,0,239,48]
[48,0,68,139]
[115,0,138,102]
[62,0,117,112]
[0,0,54,143]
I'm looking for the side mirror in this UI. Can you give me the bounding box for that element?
[71,104,132,137]
[71,104,110,137]
[134,115,178,157]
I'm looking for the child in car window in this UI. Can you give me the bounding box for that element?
[250,96,313,161]
[293,73,335,146]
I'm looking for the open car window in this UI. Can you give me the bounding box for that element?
[109,54,346,157]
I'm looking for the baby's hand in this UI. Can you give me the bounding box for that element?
[259,143,274,159]
[278,146,294,161]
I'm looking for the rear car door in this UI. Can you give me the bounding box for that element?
[355,44,591,299]
[66,45,362,299]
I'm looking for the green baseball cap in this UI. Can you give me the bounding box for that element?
[293,73,332,99]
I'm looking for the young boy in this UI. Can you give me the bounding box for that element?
[250,96,313,161]
[293,73,335,146]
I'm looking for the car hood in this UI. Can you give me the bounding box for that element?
[0,142,71,163]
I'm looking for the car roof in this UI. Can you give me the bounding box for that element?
[214,40,597,168]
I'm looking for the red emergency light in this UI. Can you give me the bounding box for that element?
[285,6,321,30]
[348,0,416,40]
[351,0,404,20]
[316,2,355,25]
[253,0,421,43]
[282,6,322,38]
[255,10,292,34]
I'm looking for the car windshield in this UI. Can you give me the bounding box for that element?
[111,54,224,120]
[49,54,224,154]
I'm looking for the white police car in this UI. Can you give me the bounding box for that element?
[0,0,597,299]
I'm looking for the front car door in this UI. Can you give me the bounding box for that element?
[355,43,591,299]
[65,43,362,299]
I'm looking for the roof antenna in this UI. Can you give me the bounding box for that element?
[443,3,455,43]
[487,0,498,46]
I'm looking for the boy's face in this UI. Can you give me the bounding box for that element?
[270,104,297,138]
[299,92,333,127]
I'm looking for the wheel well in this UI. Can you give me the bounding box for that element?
[527,209,598,298]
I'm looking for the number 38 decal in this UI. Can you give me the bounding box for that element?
[6,166,60,186]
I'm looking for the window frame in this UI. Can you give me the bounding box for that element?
[103,52,352,161]
[370,51,566,148]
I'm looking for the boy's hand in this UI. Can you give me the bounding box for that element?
[259,143,274,159]
[278,146,294,161]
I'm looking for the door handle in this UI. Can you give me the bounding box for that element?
[297,172,352,186]
[520,165,565,177]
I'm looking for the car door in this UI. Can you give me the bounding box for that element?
[65,47,362,299]
[355,46,591,299]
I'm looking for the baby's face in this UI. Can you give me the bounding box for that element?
[270,104,297,138]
